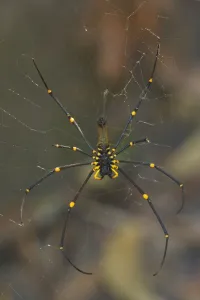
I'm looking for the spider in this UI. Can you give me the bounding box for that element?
[21,42,184,276]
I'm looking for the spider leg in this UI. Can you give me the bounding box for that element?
[114,42,160,149]
[52,144,92,158]
[120,160,184,213]
[115,137,149,155]
[119,167,168,276]
[32,58,94,150]
[21,162,91,224]
[60,169,94,275]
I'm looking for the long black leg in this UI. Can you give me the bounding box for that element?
[119,167,169,276]
[114,43,160,150]
[32,59,94,150]
[21,162,91,224]
[60,169,94,275]
[53,144,92,158]
[115,137,149,155]
[120,160,184,213]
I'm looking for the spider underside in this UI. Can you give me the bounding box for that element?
[20,42,184,277]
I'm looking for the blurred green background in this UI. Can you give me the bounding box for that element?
[0,0,199,299]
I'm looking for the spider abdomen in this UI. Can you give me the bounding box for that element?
[92,144,119,179]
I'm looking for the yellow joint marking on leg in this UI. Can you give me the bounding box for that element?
[94,169,102,180]
[149,78,153,83]
[112,168,118,179]
[55,144,59,148]
[143,193,149,200]
[26,189,30,193]
[72,146,77,151]
[91,162,98,166]
[69,201,75,208]
[112,148,116,152]
[131,110,136,116]
[146,138,150,143]
[47,89,52,94]
[129,142,133,146]
[60,246,64,250]
[55,167,61,172]
[69,117,75,123]
[150,163,155,168]
[165,234,169,238]
[180,184,183,187]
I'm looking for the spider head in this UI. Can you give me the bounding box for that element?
[97,117,106,128]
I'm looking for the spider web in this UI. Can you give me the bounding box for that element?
[0,1,195,299]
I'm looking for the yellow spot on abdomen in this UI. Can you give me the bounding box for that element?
[143,193,149,200]
[93,166,100,171]
[94,169,102,180]
[112,169,119,179]
[55,167,61,172]
[111,165,118,169]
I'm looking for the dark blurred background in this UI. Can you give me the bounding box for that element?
[0,0,199,299]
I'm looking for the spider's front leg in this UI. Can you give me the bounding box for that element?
[114,42,160,149]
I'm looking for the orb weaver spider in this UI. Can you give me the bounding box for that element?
[21,42,184,276]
